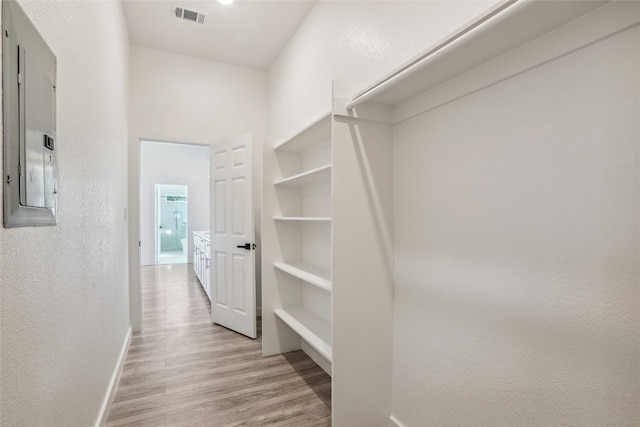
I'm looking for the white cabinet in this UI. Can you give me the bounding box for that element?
[204,240,210,299]
[193,231,211,300]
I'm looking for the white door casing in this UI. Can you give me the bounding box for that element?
[154,184,161,265]
[210,134,257,339]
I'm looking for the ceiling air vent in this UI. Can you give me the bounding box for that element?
[173,5,206,24]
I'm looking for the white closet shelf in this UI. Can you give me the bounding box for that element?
[274,262,332,292]
[348,1,605,109]
[275,113,331,152]
[274,306,332,362]
[273,216,331,222]
[275,165,332,187]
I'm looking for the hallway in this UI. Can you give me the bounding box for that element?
[106,265,331,426]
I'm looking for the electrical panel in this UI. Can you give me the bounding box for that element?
[3,0,57,227]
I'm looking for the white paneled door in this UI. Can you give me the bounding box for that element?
[210,134,256,339]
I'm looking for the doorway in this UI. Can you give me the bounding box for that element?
[132,136,259,335]
[139,140,211,268]
[155,184,188,265]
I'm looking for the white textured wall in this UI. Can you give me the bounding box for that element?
[140,141,210,266]
[129,46,267,328]
[130,45,268,145]
[267,0,498,137]
[0,1,131,425]
[392,24,640,426]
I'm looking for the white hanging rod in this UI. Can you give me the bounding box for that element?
[346,0,520,110]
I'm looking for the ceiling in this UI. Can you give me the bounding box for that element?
[122,0,316,71]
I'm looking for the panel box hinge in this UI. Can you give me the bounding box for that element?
[17,72,22,85]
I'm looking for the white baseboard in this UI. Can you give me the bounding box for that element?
[300,341,331,376]
[95,325,132,427]
[389,414,407,427]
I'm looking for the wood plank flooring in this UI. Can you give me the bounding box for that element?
[106,264,331,427]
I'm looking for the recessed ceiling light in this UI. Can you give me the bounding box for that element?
[218,0,234,5]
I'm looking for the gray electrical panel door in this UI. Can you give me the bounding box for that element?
[3,0,57,227]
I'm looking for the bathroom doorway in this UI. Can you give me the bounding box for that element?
[155,184,188,265]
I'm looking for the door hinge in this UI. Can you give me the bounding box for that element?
[17,73,22,85]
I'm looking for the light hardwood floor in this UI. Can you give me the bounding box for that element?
[106,264,331,427]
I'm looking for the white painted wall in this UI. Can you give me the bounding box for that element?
[140,141,210,266]
[130,45,268,145]
[0,1,131,425]
[392,23,640,427]
[129,46,267,329]
[267,0,498,137]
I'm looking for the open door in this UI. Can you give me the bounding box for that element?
[210,134,257,339]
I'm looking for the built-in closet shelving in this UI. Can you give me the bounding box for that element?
[273,262,331,292]
[273,306,332,361]
[272,217,331,222]
[262,113,334,373]
[263,3,628,426]
[263,91,396,425]
[331,3,631,426]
